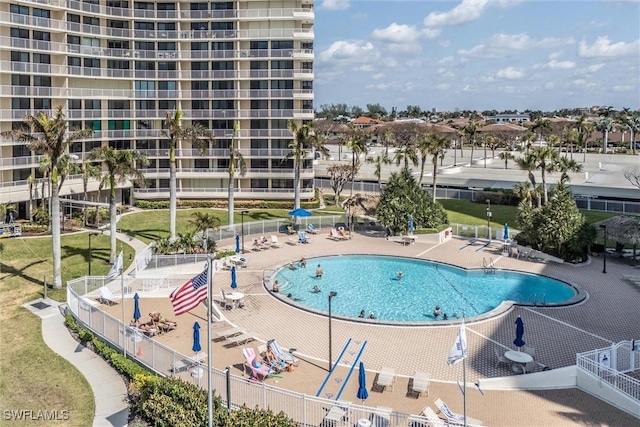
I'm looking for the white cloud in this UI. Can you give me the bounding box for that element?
[496,67,525,79]
[587,63,605,72]
[319,0,349,11]
[423,0,489,27]
[439,39,452,48]
[318,40,377,62]
[549,51,563,60]
[547,59,576,69]
[578,36,640,58]
[436,83,451,90]
[613,85,634,92]
[436,56,455,65]
[372,73,385,80]
[371,23,440,43]
[458,33,574,58]
[437,68,455,78]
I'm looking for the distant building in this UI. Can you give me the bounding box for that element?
[485,114,531,124]
[352,117,384,128]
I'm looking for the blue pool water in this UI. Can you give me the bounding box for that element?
[274,255,577,322]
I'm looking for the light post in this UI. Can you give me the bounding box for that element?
[328,291,337,372]
[240,210,249,253]
[600,224,607,274]
[88,232,99,276]
[486,199,492,240]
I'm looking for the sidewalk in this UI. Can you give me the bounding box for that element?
[23,299,129,427]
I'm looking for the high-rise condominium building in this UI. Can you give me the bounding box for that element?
[0,0,315,219]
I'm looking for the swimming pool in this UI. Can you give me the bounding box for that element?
[273,255,579,323]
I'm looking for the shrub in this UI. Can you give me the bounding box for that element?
[134,199,320,210]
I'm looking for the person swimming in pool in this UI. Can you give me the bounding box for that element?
[312,285,321,293]
[359,310,365,318]
[433,306,441,318]
[397,271,403,280]
[315,264,323,278]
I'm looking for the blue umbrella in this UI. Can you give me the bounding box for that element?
[503,223,509,241]
[133,293,141,321]
[356,361,368,402]
[408,215,415,234]
[288,208,312,217]
[513,316,525,348]
[231,265,237,289]
[192,321,202,353]
[235,234,240,254]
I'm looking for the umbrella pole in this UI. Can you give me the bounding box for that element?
[206,257,213,427]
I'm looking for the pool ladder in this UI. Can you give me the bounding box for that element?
[528,293,546,305]
[483,257,496,274]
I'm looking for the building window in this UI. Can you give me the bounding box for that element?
[108,120,131,130]
[69,99,82,109]
[251,119,269,129]
[11,51,29,62]
[135,41,154,51]
[158,81,176,91]
[11,28,29,39]
[108,40,130,49]
[107,19,129,29]
[250,61,268,70]
[212,100,234,110]
[159,100,176,110]
[272,139,289,149]
[272,60,293,69]
[157,3,175,10]
[135,61,155,70]
[10,5,29,15]
[68,56,81,66]
[82,37,100,47]
[192,22,208,30]
[109,140,131,150]
[135,100,155,110]
[212,80,234,90]
[251,100,268,110]
[251,80,268,89]
[134,21,154,30]
[134,2,154,10]
[67,35,80,45]
[33,98,51,109]
[158,42,176,51]
[212,2,233,10]
[12,75,29,86]
[85,99,101,110]
[250,41,268,50]
[212,61,233,70]
[271,40,293,49]
[192,81,208,90]
[157,22,175,30]
[12,98,30,109]
[107,60,130,70]
[67,13,80,23]
[192,100,209,110]
[271,100,293,110]
[212,41,233,50]
[250,159,268,169]
[84,58,100,68]
[108,100,130,110]
[33,31,50,41]
[271,80,293,89]
[212,22,233,30]
[195,158,209,169]
[33,76,51,86]
[302,80,313,90]
[272,179,293,189]
[135,80,155,90]
[251,179,268,188]
[271,119,288,129]
[83,16,99,26]
[217,158,230,168]
[33,53,50,64]
[158,62,176,71]
[191,2,208,10]
[251,139,268,149]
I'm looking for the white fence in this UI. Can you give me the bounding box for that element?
[65,276,433,426]
[576,341,640,406]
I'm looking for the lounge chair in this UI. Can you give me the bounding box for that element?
[338,227,351,239]
[434,398,483,426]
[270,235,282,248]
[286,225,296,235]
[298,231,310,244]
[227,331,258,346]
[306,223,318,234]
[411,371,430,398]
[376,367,396,392]
[268,339,298,366]
[329,228,345,241]
[416,406,447,426]
[370,406,391,427]
[215,326,244,339]
[98,286,118,305]
[242,347,272,380]
[322,401,351,425]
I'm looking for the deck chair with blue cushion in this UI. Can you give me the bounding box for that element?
[268,339,298,366]
[298,231,310,244]
[306,223,318,234]
[242,347,272,380]
[434,398,483,426]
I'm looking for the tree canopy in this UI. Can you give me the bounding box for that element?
[376,168,448,234]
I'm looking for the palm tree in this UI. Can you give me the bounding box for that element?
[531,117,551,147]
[226,120,246,226]
[424,133,450,202]
[553,156,583,184]
[596,116,614,154]
[1,107,92,289]
[27,174,36,222]
[498,151,514,169]
[520,132,536,154]
[574,115,594,162]
[81,159,101,226]
[393,142,418,171]
[189,211,220,250]
[162,109,213,236]
[345,126,368,196]
[286,120,327,209]
[512,182,533,207]
[623,112,640,155]
[531,146,559,205]
[89,146,148,263]
[367,153,391,192]
[465,121,479,164]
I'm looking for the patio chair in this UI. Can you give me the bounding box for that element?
[411,371,430,398]
[220,290,233,310]
[286,225,296,235]
[306,223,319,234]
[418,406,447,426]
[242,347,272,380]
[268,339,298,366]
[494,348,510,368]
[513,360,537,374]
[376,367,396,392]
[370,406,392,427]
[522,345,536,358]
[98,287,118,305]
[298,231,310,244]
[322,401,350,426]
[434,398,483,426]
[270,235,283,248]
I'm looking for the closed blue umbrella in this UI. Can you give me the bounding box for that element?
[513,316,525,348]
[288,208,312,217]
[357,361,368,403]
[408,215,415,234]
[192,321,202,353]
[503,223,509,241]
[231,265,237,289]
[133,293,141,321]
[235,234,240,254]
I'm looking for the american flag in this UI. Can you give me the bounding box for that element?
[170,267,209,315]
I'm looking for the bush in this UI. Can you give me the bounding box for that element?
[134,199,320,210]
[216,250,236,258]
[474,190,519,206]
[20,223,48,234]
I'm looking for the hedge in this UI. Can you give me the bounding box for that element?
[134,199,320,210]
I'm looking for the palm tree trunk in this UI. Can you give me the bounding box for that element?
[603,130,608,154]
[28,181,34,223]
[631,130,635,155]
[350,153,356,197]
[431,158,438,202]
[470,141,475,164]
[50,182,62,289]
[169,156,177,240]
[227,168,234,226]
[418,156,426,184]
[294,159,301,210]
[541,167,548,205]
[109,189,117,263]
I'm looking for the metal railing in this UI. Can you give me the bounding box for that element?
[65,276,432,426]
[576,342,640,403]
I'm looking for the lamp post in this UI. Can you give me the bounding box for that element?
[240,210,249,253]
[88,232,99,276]
[600,224,607,274]
[486,199,492,240]
[328,291,338,372]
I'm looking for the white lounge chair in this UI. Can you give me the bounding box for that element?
[98,286,118,305]
[270,235,282,248]
[370,406,391,427]
[376,367,396,392]
[434,398,483,426]
[226,331,258,346]
[417,406,447,426]
[411,371,430,398]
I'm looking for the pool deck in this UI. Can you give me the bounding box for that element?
[100,228,640,426]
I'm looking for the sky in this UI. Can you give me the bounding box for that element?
[313,0,640,112]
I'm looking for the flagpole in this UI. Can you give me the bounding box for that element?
[206,256,213,427]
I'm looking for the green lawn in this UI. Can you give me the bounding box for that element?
[0,232,133,427]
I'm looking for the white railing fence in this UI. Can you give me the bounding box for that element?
[66,277,431,426]
[576,341,640,403]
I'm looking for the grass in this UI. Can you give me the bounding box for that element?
[118,208,341,244]
[0,232,133,427]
